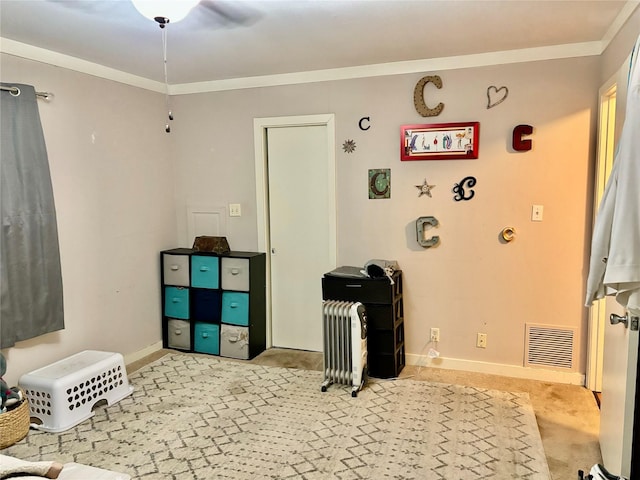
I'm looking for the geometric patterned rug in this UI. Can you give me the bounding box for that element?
[6,353,551,479]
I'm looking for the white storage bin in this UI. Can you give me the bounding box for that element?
[221,257,250,292]
[163,254,190,286]
[19,350,134,433]
[220,324,250,359]
[167,319,191,350]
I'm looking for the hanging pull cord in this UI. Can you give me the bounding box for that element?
[157,17,173,133]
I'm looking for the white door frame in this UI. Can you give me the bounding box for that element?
[253,114,337,348]
[586,74,618,391]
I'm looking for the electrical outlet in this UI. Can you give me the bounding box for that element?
[229,203,242,217]
[476,333,487,348]
[430,327,440,342]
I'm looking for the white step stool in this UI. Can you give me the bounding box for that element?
[18,350,134,433]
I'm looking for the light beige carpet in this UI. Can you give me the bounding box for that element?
[6,353,551,479]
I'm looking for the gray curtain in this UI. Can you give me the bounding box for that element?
[0,83,64,348]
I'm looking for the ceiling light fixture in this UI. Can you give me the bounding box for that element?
[131,0,200,25]
[131,0,200,133]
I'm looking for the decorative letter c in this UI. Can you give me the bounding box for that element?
[413,75,444,117]
[513,124,533,151]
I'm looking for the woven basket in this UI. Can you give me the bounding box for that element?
[0,393,30,449]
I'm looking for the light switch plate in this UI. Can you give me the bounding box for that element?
[229,204,241,217]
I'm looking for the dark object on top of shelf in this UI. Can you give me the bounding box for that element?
[364,259,399,283]
[325,266,368,279]
[193,236,230,254]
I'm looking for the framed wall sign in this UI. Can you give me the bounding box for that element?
[401,122,480,161]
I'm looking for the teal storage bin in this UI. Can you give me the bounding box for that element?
[194,322,220,355]
[191,255,219,289]
[221,292,249,326]
[164,287,189,319]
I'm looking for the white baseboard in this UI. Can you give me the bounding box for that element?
[405,353,586,386]
[124,341,163,366]
[123,343,585,385]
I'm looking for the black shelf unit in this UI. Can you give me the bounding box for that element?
[322,269,405,378]
[160,248,266,360]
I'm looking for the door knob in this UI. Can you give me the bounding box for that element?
[610,313,629,328]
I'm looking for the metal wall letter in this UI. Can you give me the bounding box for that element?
[413,75,444,117]
[452,176,476,201]
[416,216,440,248]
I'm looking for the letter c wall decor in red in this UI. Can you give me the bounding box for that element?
[512,124,533,151]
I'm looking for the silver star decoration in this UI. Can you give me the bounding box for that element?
[342,139,356,153]
[416,179,435,197]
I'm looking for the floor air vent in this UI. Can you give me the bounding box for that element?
[525,324,576,370]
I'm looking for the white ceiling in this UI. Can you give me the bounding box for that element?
[0,0,637,87]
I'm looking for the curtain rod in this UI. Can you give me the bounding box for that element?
[0,85,53,100]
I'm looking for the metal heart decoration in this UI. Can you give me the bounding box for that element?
[487,85,509,109]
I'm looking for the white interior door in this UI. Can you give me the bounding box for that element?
[596,52,637,479]
[254,115,336,352]
[600,301,638,478]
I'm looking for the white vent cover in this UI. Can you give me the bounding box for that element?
[525,324,577,370]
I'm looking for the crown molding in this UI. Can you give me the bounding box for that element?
[601,0,640,52]
[169,42,602,95]
[0,37,166,93]
[0,37,611,95]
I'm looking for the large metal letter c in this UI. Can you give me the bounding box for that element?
[413,75,444,117]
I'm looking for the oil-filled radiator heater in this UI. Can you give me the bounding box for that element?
[321,300,368,397]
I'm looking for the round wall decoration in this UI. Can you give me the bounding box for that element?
[342,139,356,153]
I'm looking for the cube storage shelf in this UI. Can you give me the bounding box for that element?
[161,248,266,360]
[322,269,405,378]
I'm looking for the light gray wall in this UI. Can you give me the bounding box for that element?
[2,13,638,383]
[170,56,600,374]
[0,54,177,385]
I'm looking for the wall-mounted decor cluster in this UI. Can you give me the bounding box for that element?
[400,75,532,249]
[452,176,477,201]
[342,139,356,153]
[486,85,509,109]
[369,169,391,199]
[413,75,444,117]
[512,124,534,151]
[401,122,479,161]
[415,178,435,197]
[416,216,440,248]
